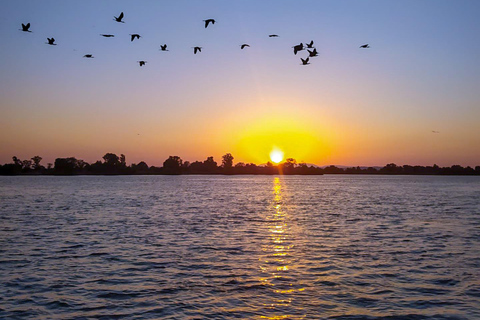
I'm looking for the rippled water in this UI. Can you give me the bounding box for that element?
[1,175,479,319]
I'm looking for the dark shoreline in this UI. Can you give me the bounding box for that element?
[2,153,479,176]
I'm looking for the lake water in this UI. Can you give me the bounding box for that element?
[0,175,479,319]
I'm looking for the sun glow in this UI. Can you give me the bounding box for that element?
[270,148,284,164]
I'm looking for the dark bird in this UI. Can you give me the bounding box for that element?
[240,44,250,49]
[130,34,141,41]
[301,57,310,65]
[193,46,202,54]
[83,54,94,58]
[203,19,215,28]
[138,60,147,66]
[20,23,31,32]
[432,130,440,134]
[160,44,168,51]
[308,48,318,57]
[306,40,314,48]
[269,34,279,37]
[293,43,304,55]
[360,44,370,48]
[46,37,56,45]
[100,34,115,37]
[114,12,124,23]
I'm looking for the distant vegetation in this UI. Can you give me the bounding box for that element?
[1,153,479,175]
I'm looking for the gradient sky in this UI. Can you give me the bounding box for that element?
[1,0,479,167]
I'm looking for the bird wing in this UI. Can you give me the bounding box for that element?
[131,35,134,41]
[26,23,30,29]
[119,12,124,19]
[204,20,209,28]
[52,38,55,42]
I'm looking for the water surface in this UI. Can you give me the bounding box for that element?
[1,175,479,319]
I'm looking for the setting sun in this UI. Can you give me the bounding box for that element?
[270,148,284,164]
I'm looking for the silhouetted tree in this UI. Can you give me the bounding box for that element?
[380,163,402,174]
[163,156,183,174]
[203,156,218,173]
[222,153,234,170]
[283,158,296,174]
[132,161,149,173]
[54,157,80,175]
[324,165,344,174]
[103,153,120,166]
[21,160,32,172]
[120,154,126,167]
[31,156,43,170]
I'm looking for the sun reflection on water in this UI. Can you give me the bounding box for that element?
[257,177,305,319]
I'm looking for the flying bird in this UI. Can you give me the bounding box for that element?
[114,12,124,23]
[306,40,314,48]
[360,44,370,48]
[308,48,318,57]
[83,54,94,58]
[160,44,168,51]
[20,23,31,32]
[240,44,250,49]
[432,130,440,134]
[193,46,202,54]
[130,34,141,41]
[269,34,279,37]
[138,60,147,66]
[301,57,310,65]
[203,19,215,28]
[100,34,115,37]
[46,37,56,45]
[293,43,304,55]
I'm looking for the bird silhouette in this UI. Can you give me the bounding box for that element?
[203,19,215,28]
[293,43,304,55]
[240,44,250,49]
[193,46,202,54]
[100,34,115,37]
[269,34,279,37]
[130,34,141,41]
[306,40,314,48]
[83,54,94,58]
[138,60,147,66]
[160,44,168,51]
[360,44,370,48]
[432,130,440,134]
[308,48,318,57]
[114,12,124,23]
[301,57,310,65]
[20,23,31,32]
[46,38,56,45]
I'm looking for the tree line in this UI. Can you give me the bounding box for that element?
[0,153,479,175]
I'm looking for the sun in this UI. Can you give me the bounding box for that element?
[270,148,284,164]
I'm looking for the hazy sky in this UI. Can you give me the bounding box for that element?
[1,0,479,167]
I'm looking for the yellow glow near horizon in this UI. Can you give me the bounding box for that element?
[232,114,329,165]
[270,148,284,164]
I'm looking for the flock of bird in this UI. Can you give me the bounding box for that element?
[20,12,370,67]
